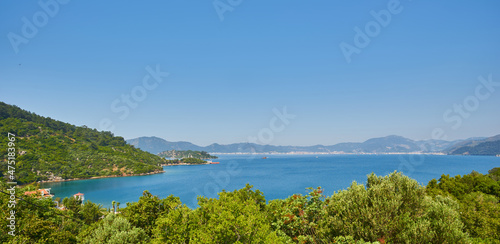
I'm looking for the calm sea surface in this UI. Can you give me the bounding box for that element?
[42,154,500,209]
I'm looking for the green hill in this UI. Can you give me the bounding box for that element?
[0,102,165,184]
[158,150,217,159]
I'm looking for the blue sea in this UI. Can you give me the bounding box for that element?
[42,154,500,209]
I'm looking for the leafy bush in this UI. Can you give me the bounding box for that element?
[268,187,326,242]
[121,190,181,236]
[153,184,286,243]
[78,214,148,244]
[3,165,500,243]
[320,172,468,243]
[427,170,500,241]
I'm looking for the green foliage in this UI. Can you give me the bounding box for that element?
[267,187,326,242]
[163,157,216,165]
[78,214,149,244]
[180,157,207,164]
[0,183,78,243]
[81,200,104,225]
[153,184,285,243]
[427,171,500,200]
[63,196,82,214]
[152,206,193,243]
[459,192,500,241]
[489,167,500,181]
[192,184,283,243]
[426,170,500,242]
[4,167,500,243]
[0,102,165,184]
[332,236,379,244]
[424,195,469,243]
[158,150,218,159]
[320,172,468,243]
[121,190,181,236]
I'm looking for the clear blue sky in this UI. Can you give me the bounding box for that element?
[1,1,499,146]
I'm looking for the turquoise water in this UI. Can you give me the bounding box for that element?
[42,154,500,209]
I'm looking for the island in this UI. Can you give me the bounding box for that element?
[158,150,218,159]
[162,157,219,166]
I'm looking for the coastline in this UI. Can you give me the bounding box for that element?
[38,162,219,185]
[212,152,448,155]
[162,162,215,166]
[38,170,165,184]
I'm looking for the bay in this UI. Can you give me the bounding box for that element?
[42,154,500,209]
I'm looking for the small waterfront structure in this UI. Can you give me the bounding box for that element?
[24,188,53,198]
[73,192,85,202]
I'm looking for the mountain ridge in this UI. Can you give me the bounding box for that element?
[447,134,500,156]
[127,135,488,155]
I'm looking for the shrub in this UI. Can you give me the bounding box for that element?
[320,172,468,243]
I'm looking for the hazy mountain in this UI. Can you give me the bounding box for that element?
[448,135,500,156]
[413,138,486,152]
[127,136,203,154]
[360,135,421,153]
[127,135,476,154]
[444,137,492,154]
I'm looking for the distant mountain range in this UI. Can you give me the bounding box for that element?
[447,134,500,156]
[126,135,499,155]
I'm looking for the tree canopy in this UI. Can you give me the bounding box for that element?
[3,169,499,243]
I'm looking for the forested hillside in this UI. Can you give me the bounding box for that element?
[449,139,500,156]
[0,102,165,184]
